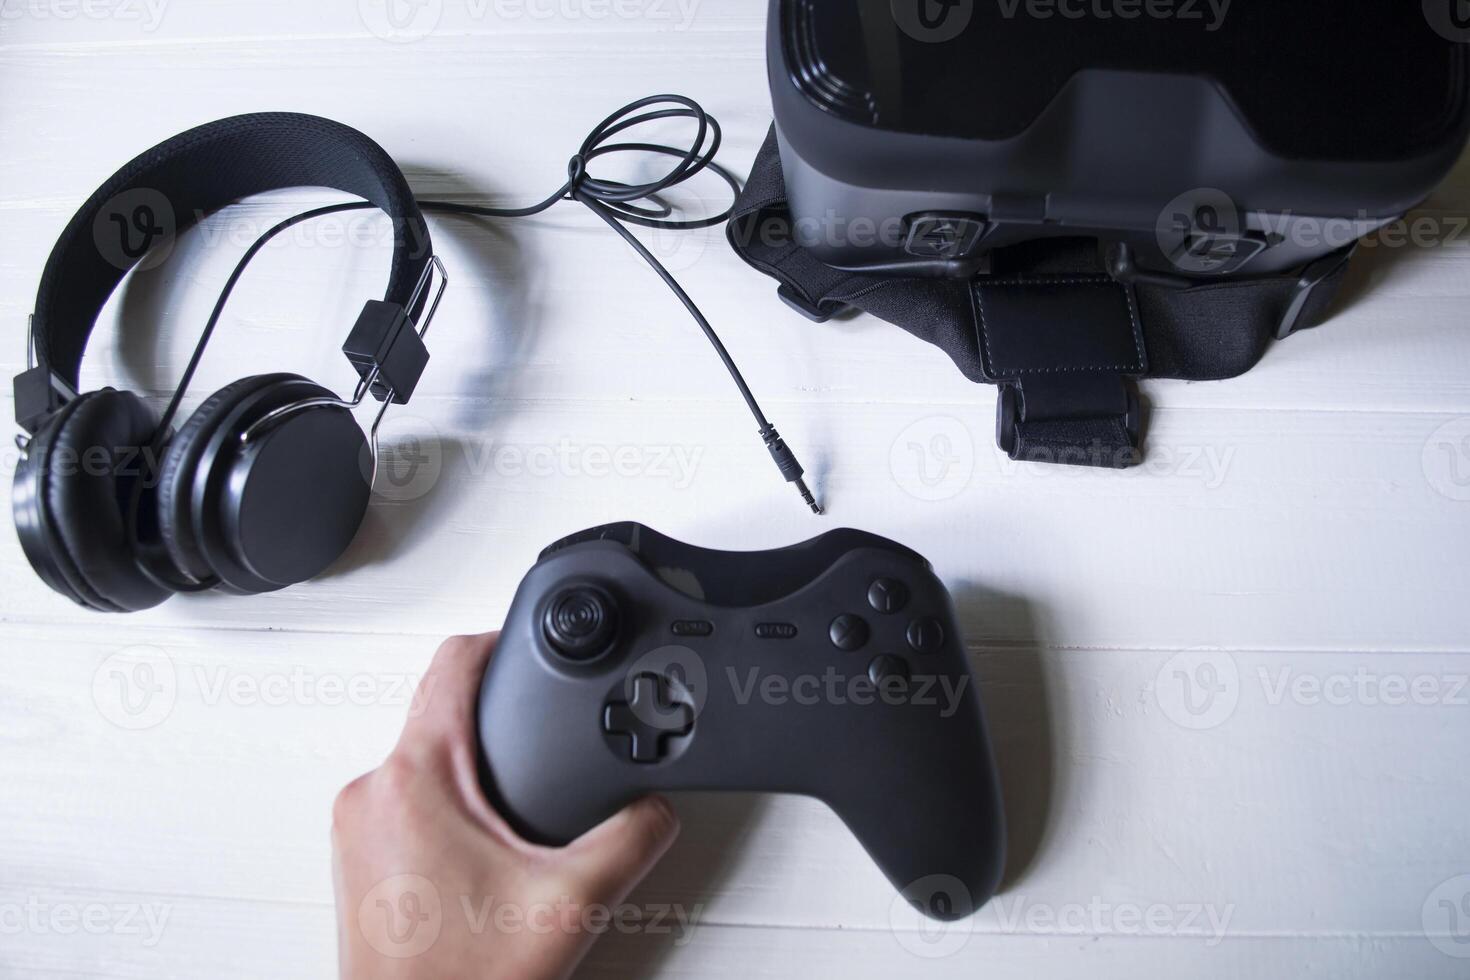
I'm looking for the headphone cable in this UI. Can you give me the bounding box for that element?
[168,95,821,514]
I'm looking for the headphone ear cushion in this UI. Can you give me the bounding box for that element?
[25,389,173,613]
[156,373,302,584]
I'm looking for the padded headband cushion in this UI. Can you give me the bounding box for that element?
[30,113,432,391]
[34,389,172,612]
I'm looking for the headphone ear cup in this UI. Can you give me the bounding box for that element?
[13,389,173,613]
[159,373,370,594]
[156,373,301,585]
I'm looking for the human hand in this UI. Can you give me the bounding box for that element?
[332,633,681,979]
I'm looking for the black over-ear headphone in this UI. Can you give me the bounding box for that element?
[12,113,438,613]
[15,96,825,615]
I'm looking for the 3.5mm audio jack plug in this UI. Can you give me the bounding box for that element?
[762,425,822,515]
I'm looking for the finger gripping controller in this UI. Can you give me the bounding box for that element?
[476,523,1006,919]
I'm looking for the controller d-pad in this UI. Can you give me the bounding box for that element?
[603,673,694,763]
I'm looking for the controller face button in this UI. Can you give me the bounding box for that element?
[868,654,911,689]
[867,578,910,614]
[543,586,619,660]
[829,614,871,651]
[671,619,715,638]
[906,618,946,654]
[603,673,695,763]
[755,622,799,640]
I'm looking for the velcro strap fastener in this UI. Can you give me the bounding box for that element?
[974,275,1146,469]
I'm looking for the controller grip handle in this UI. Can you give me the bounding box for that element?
[832,774,1006,921]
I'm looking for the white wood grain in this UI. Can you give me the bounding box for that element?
[3,625,1468,940]
[2,3,1469,979]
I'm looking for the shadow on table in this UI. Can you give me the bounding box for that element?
[326,172,545,578]
[1324,145,1470,313]
[948,582,1061,895]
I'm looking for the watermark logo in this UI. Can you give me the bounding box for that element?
[892,0,974,42]
[1363,212,1470,253]
[1423,874,1470,958]
[370,415,445,503]
[996,441,1236,487]
[1258,667,1469,709]
[358,0,443,42]
[93,656,433,727]
[0,898,171,947]
[891,416,975,501]
[359,0,702,39]
[93,189,175,272]
[1423,418,1470,502]
[503,0,703,29]
[644,188,714,274]
[1424,0,1470,43]
[1156,187,1245,275]
[357,433,705,495]
[0,0,170,32]
[459,896,702,942]
[994,0,1231,31]
[192,666,434,713]
[92,646,177,731]
[1154,651,1239,730]
[889,875,975,958]
[991,895,1234,945]
[359,874,443,959]
[471,439,705,489]
[622,645,708,725]
[725,665,971,717]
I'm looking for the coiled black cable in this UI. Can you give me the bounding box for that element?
[162,95,820,513]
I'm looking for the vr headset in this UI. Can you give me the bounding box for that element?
[730,0,1470,467]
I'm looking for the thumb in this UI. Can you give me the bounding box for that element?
[563,795,681,904]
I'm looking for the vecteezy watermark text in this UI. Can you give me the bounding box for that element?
[358,0,702,43]
[0,0,169,32]
[1155,651,1470,731]
[0,897,171,948]
[995,0,1231,32]
[726,666,971,717]
[357,874,701,959]
[93,646,439,731]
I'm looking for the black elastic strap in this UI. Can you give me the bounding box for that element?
[28,112,432,395]
[974,262,1144,467]
[727,126,1352,467]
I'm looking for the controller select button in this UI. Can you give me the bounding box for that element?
[829,614,870,652]
[906,618,946,655]
[671,620,714,638]
[867,578,909,615]
[755,622,799,640]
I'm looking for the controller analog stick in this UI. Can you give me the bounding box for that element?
[543,586,619,660]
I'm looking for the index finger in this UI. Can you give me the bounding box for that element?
[397,631,500,752]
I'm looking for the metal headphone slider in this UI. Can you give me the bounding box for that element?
[237,255,447,489]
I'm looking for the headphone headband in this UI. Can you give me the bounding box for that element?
[28,112,431,393]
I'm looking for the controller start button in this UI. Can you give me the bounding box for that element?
[543,586,619,661]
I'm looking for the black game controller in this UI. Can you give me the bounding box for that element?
[475,523,1006,920]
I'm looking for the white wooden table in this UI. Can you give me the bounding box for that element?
[3,3,1469,977]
